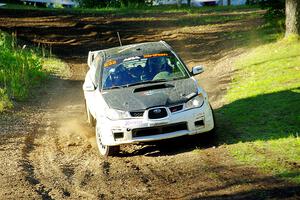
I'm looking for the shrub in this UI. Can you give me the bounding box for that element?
[261,0,285,18]
[76,0,110,8]
[246,0,285,18]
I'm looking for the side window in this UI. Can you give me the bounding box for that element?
[89,55,103,88]
[94,55,103,87]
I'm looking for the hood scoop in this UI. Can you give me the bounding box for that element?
[133,83,174,93]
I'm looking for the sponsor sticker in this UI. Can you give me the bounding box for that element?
[104,60,117,67]
[124,120,143,127]
[143,53,168,58]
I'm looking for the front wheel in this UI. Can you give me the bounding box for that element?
[204,104,217,144]
[96,127,120,157]
[209,103,216,134]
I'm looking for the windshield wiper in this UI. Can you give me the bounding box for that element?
[104,86,124,90]
[170,77,186,81]
[125,79,168,87]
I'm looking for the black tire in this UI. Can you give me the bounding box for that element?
[85,100,96,127]
[206,104,217,144]
[96,126,120,157]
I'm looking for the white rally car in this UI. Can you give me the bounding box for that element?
[83,41,215,156]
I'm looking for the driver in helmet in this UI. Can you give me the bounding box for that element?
[143,56,172,80]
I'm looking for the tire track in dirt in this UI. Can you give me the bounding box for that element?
[20,126,54,200]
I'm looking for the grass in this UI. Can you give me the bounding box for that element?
[1,3,260,16]
[217,38,300,184]
[42,58,70,78]
[0,31,67,112]
[0,88,12,111]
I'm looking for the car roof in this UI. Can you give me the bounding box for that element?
[101,41,172,60]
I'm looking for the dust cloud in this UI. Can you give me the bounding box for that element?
[57,119,96,149]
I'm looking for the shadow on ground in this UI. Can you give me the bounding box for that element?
[215,87,300,143]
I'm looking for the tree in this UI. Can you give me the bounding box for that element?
[187,0,191,7]
[286,0,300,37]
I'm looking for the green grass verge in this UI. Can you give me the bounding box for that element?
[217,39,300,183]
[0,31,68,112]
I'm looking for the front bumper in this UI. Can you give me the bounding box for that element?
[97,102,214,146]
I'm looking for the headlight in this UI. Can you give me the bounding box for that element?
[105,108,130,120]
[185,93,204,109]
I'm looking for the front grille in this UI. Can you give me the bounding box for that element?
[169,105,183,113]
[132,122,188,138]
[130,111,144,117]
[148,108,168,119]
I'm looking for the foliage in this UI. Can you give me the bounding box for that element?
[261,0,285,18]
[76,0,146,8]
[0,31,46,111]
[0,88,12,111]
[245,0,285,18]
[76,0,108,8]
[218,40,300,183]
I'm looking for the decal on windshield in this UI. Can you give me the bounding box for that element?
[104,60,117,67]
[123,56,141,62]
[143,53,168,58]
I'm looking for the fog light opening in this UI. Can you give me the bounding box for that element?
[195,120,204,127]
[114,132,124,139]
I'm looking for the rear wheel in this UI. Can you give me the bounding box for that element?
[85,100,95,127]
[96,126,120,157]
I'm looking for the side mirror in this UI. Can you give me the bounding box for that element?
[191,65,204,75]
[83,81,96,92]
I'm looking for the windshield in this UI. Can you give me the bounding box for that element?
[101,52,189,90]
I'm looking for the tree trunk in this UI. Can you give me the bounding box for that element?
[187,0,191,7]
[227,0,231,6]
[286,0,300,37]
[176,0,182,7]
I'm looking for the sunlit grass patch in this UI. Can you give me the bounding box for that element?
[218,40,300,183]
[42,58,71,78]
[230,137,300,184]
[228,41,300,101]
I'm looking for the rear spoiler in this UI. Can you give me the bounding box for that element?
[87,50,102,68]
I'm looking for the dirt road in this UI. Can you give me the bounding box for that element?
[0,8,300,199]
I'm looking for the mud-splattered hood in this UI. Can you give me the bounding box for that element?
[102,78,197,111]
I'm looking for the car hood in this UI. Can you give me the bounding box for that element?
[102,78,198,111]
